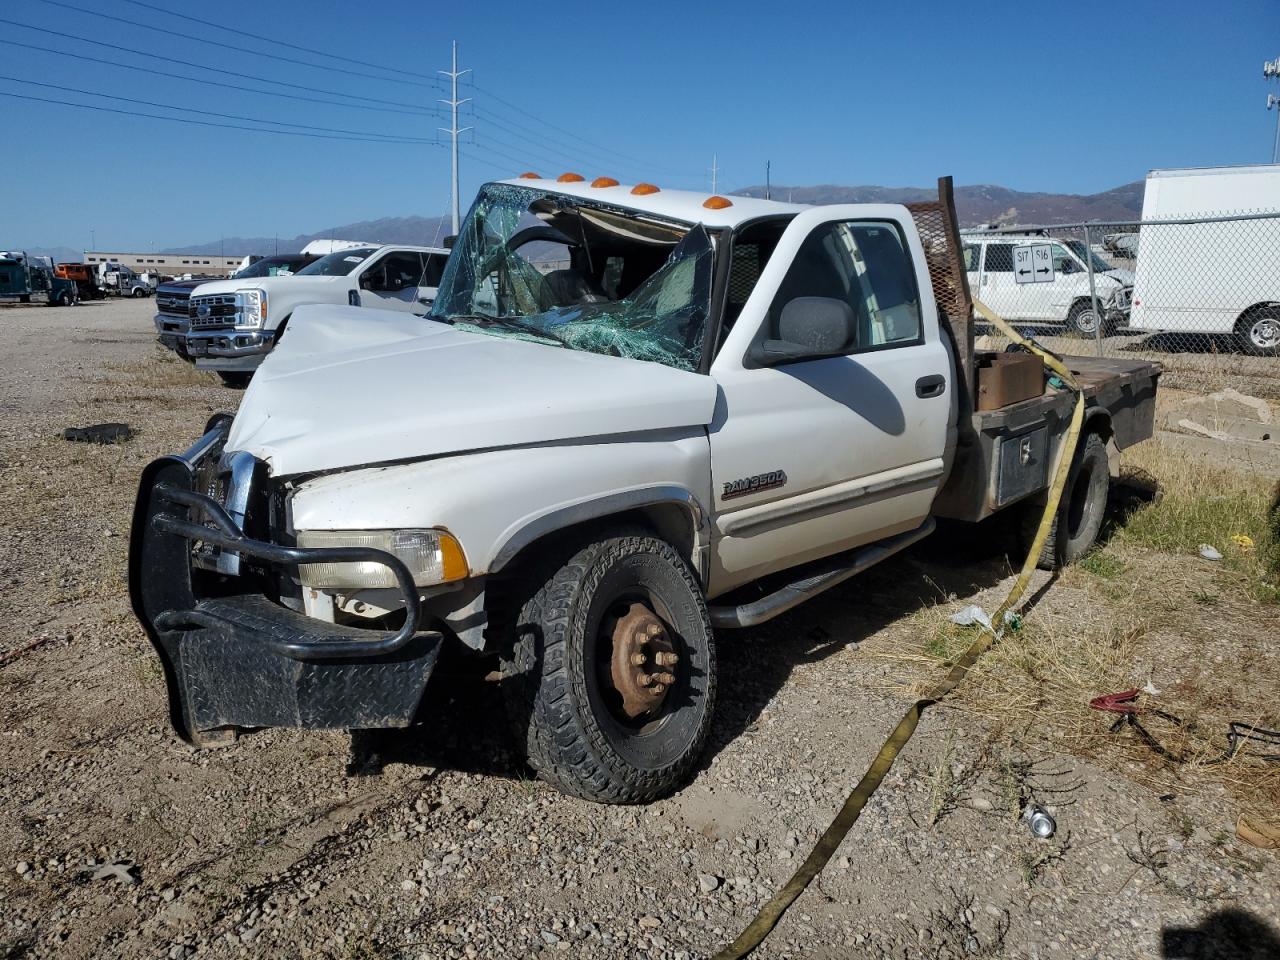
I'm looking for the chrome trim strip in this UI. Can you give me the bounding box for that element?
[718,459,946,538]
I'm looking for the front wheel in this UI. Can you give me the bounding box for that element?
[133,286,149,298]
[499,530,717,803]
[1020,431,1110,570]
[1237,310,1280,356]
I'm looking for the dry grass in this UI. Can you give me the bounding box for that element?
[878,434,1280,833]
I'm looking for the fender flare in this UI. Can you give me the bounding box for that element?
[488,485,710,578]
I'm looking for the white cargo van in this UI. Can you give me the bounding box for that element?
[1128,164,1280,355]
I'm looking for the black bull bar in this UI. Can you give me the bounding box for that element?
[128,437,441,741]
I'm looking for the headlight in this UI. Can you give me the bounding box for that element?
[295,528,468,589]
[234,289,267,328]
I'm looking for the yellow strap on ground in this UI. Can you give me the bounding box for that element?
[712,302,1086,960]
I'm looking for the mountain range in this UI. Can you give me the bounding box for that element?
[32,181,1144,262]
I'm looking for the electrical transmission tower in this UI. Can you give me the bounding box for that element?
[439,42,471,235]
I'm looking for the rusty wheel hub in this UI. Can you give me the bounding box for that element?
[607,602,679,721]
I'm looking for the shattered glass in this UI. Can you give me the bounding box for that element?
[431,184,713,371]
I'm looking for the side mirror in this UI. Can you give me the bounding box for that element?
[749,297,858,367]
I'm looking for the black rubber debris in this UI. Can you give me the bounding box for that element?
[63,423,133,444]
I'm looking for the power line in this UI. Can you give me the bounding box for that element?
[468,107,647,180]
[469,103,684,183]
[1,38,438,118]
[0,74,437,141]
[29,0,444,91]
[117,0,443,85]
[0,89,443,144]
[465,81,689,178]
[0,17,436,114]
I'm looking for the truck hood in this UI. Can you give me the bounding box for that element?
[225,305,717,476]
[186,275,348,297]
[1101,268,1134,286]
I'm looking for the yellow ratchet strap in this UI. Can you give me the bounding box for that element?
[712,301,1086,960]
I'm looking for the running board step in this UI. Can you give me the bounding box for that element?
[707,519,936,629]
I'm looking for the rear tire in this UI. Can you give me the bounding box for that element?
[217,372,251,388]
[498,530,716,804]
[1020,431,1110,570]
[1236,309,1280,356]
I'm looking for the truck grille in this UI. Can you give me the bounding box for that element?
[1114,287,1133,311]
[155,288,191,320]
[190,293,237,329]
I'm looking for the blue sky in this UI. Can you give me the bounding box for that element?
[2,0,1277,250]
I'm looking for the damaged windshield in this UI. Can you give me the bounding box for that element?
[430,183,714,371]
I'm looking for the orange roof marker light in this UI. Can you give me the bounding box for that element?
[591,176,620,188]
[703,195,733,210]
[631,183,660,196]
[518,171,541,179]
[557,172,586,183]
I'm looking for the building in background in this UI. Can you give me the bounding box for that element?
[82,251,245,277]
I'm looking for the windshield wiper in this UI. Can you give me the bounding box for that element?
[451,314,568,347]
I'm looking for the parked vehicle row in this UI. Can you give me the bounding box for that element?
[153,243,448,384]
[0,251,78,306]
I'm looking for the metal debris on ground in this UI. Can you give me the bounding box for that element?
[62,422,133,444]
[1021,804,1057,839]
[1197,544,1223,561]
[1090,689,1280,764]
[83,859,140,885]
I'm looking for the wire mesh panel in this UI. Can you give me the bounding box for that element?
[962,213,1280,398]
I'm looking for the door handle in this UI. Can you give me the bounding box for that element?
[915,374,946,398]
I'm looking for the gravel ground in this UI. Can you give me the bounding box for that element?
[1,298,1277,959]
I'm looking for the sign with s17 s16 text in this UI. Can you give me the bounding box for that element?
[1013,244,1054,284]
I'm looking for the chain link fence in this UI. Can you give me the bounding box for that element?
[960,212,1280,399]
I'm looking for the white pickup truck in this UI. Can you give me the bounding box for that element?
[130,177,1159,803]
[175,244,449,385]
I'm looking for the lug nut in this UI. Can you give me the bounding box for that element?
[656,672,675,685]
[629,652,647,666]
[646,623,664,638]
[637,672,655,687]
[655,651,679,667]
[651,683,666,696]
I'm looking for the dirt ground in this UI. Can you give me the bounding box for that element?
[1,298,1277,960]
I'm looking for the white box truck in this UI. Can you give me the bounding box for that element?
[1128,164,1280,355]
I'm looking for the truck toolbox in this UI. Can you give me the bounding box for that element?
[129,427,442,740]
[975,351,1044,411]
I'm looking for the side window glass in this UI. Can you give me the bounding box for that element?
[767,220,921,352]
[421,254,445,288]
[1050,244,1075,273]
[962,243,980,271]
[982,244,1014,272]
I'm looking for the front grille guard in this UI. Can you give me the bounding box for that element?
[144,473,422,661]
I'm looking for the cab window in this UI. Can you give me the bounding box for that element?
[766,220,922,351]
[981,243,1014,272]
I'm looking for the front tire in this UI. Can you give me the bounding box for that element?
[1237,309,1280,356]
[1020,431,1110,570]
[499,530,716,804]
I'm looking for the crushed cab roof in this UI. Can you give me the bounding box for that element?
[494,177,807,228]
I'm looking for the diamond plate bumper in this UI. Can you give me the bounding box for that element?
[128,422,442,741]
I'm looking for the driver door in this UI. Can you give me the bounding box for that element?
[358,251,435,314]
[707,207,953,595]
